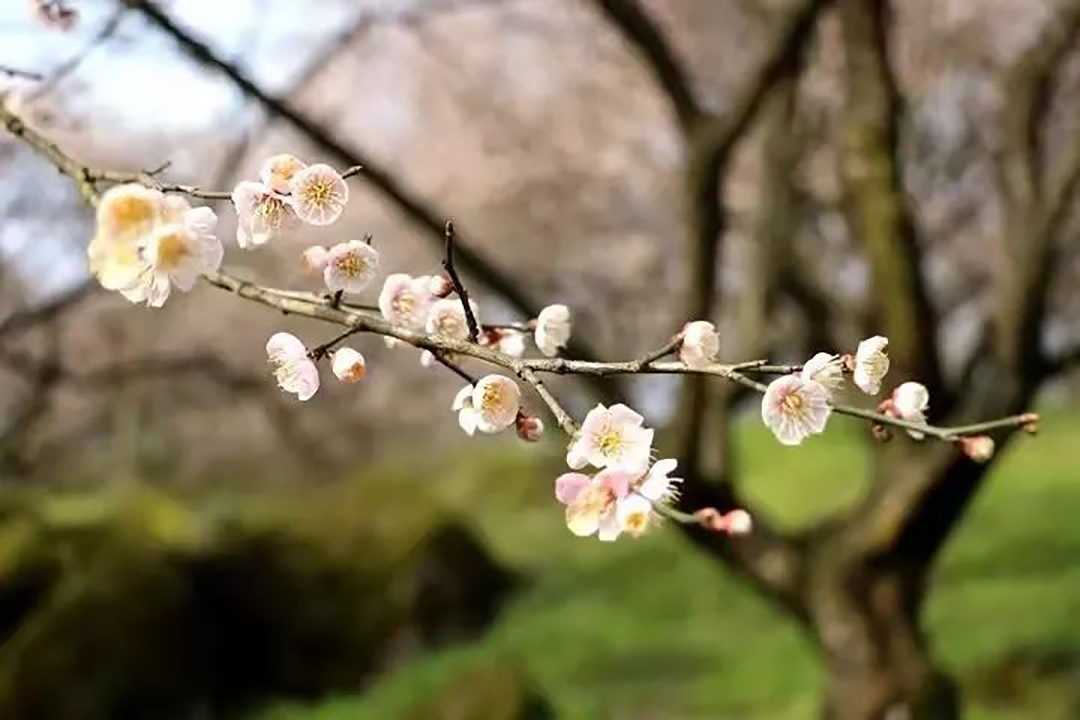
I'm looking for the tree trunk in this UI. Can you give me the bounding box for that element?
[809,562,960,720]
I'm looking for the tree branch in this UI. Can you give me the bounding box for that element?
[118,0,623,403]
[838,0,942,400]
[591,0,702,130]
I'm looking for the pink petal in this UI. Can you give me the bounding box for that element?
[555,472,590,504]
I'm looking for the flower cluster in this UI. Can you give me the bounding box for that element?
[89,184,223,307]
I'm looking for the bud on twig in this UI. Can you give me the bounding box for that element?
[429,274,455,299]
[958,435,995,463]
[694,507,753,535]
[515,413,544,442]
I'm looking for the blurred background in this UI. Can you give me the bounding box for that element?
[1,1,1079,718]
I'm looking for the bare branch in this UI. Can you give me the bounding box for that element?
[119,0,623,403]
[442,221,481,344]
[591,0,702,130]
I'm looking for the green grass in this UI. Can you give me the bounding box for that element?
[256,412,1080,720]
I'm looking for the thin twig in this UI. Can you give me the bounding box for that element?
[441,220,481,343]
[633,335,682,371]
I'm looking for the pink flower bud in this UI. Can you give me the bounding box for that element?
[694,507,753,535]
[959,435,995,463]
[515,413,544,442]
[429,274,455,299]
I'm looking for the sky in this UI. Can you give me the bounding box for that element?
[0,0,401,296]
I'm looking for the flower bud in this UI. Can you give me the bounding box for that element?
[694,507,753,535]
[301,245,328,272]
[515,413,545,442]
[331,348,366,383]
[429,274,455,299]
[959,435,995,463]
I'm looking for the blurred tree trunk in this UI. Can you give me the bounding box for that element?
[807,558,958,719]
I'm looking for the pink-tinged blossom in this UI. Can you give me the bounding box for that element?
[566,403,654,474]
[470,375,521,433]
[429,274,454,298]
[379,274,434,330]
[266,332,319,401]
[535,304,571,357]
[323,240,379,293]
[761,374,832,446]
[288,163,348,225]
[331,348,366,383]
[854,335,890,395]
[891,381,929,439]
[557,466,636,541]
[301,245,328,272]
[801,352,844,393]
[259,154,306,194]
[482,328,526,358]
[617,458,683,537]
[231,181,293,248]
[680,320,719,369]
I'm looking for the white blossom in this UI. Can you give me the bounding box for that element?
[129,203,222,307]
[892,381,929,439]
[266,332,319,401]
[88,184,164,294]
[259,154,306,194]
[231,180,294,249]
[301,245,328,272]
[854,335,890,395]
[761,374,832,446]
[426,298,477,341]
[288,163,348,225]
[801,352,845,393]
[452,384,479,435]
[566,403,654,474]
[331,348,366,383]
[535,304,571,357]
[470,374,521,433]
[680,320,719,369]
[379,274,434,331]
[323,240,379,294]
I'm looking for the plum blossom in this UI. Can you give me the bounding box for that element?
[88,184,164,296]
[556,466,636,541]
[288,163,348,225]
[802,352,845,393]
[259,154,306,194]
[470,375,521,433]
[535,304,571,357]
[761,374,832,446]
[891,381,929,439]
[427,298,477,341]
[429,274,454,298]
[231,181,294,249]
[323,240,379,293]
[379,273,435,349]
[854,335,890,395]
[266,332,319,401]
[680,321,719,369]
[301,245,328,272]
[617,458,683,537]
[331,348,366,383]
[130,203,222,307]
[452,385,479,435]
[566,403,654,474]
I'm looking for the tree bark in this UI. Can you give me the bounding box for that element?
[809,560,959,720]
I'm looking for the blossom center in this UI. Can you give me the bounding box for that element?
[335,251,368,277]
[624,509,650,535]
[110,197,155,232]
[256,196,286,225]
[781,391,805,415]
[480,383,504,410]
[596,428,624,457]
[155,231,189,269]
[302,178,337,207]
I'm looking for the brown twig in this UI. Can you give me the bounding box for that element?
[441,220,481,343]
